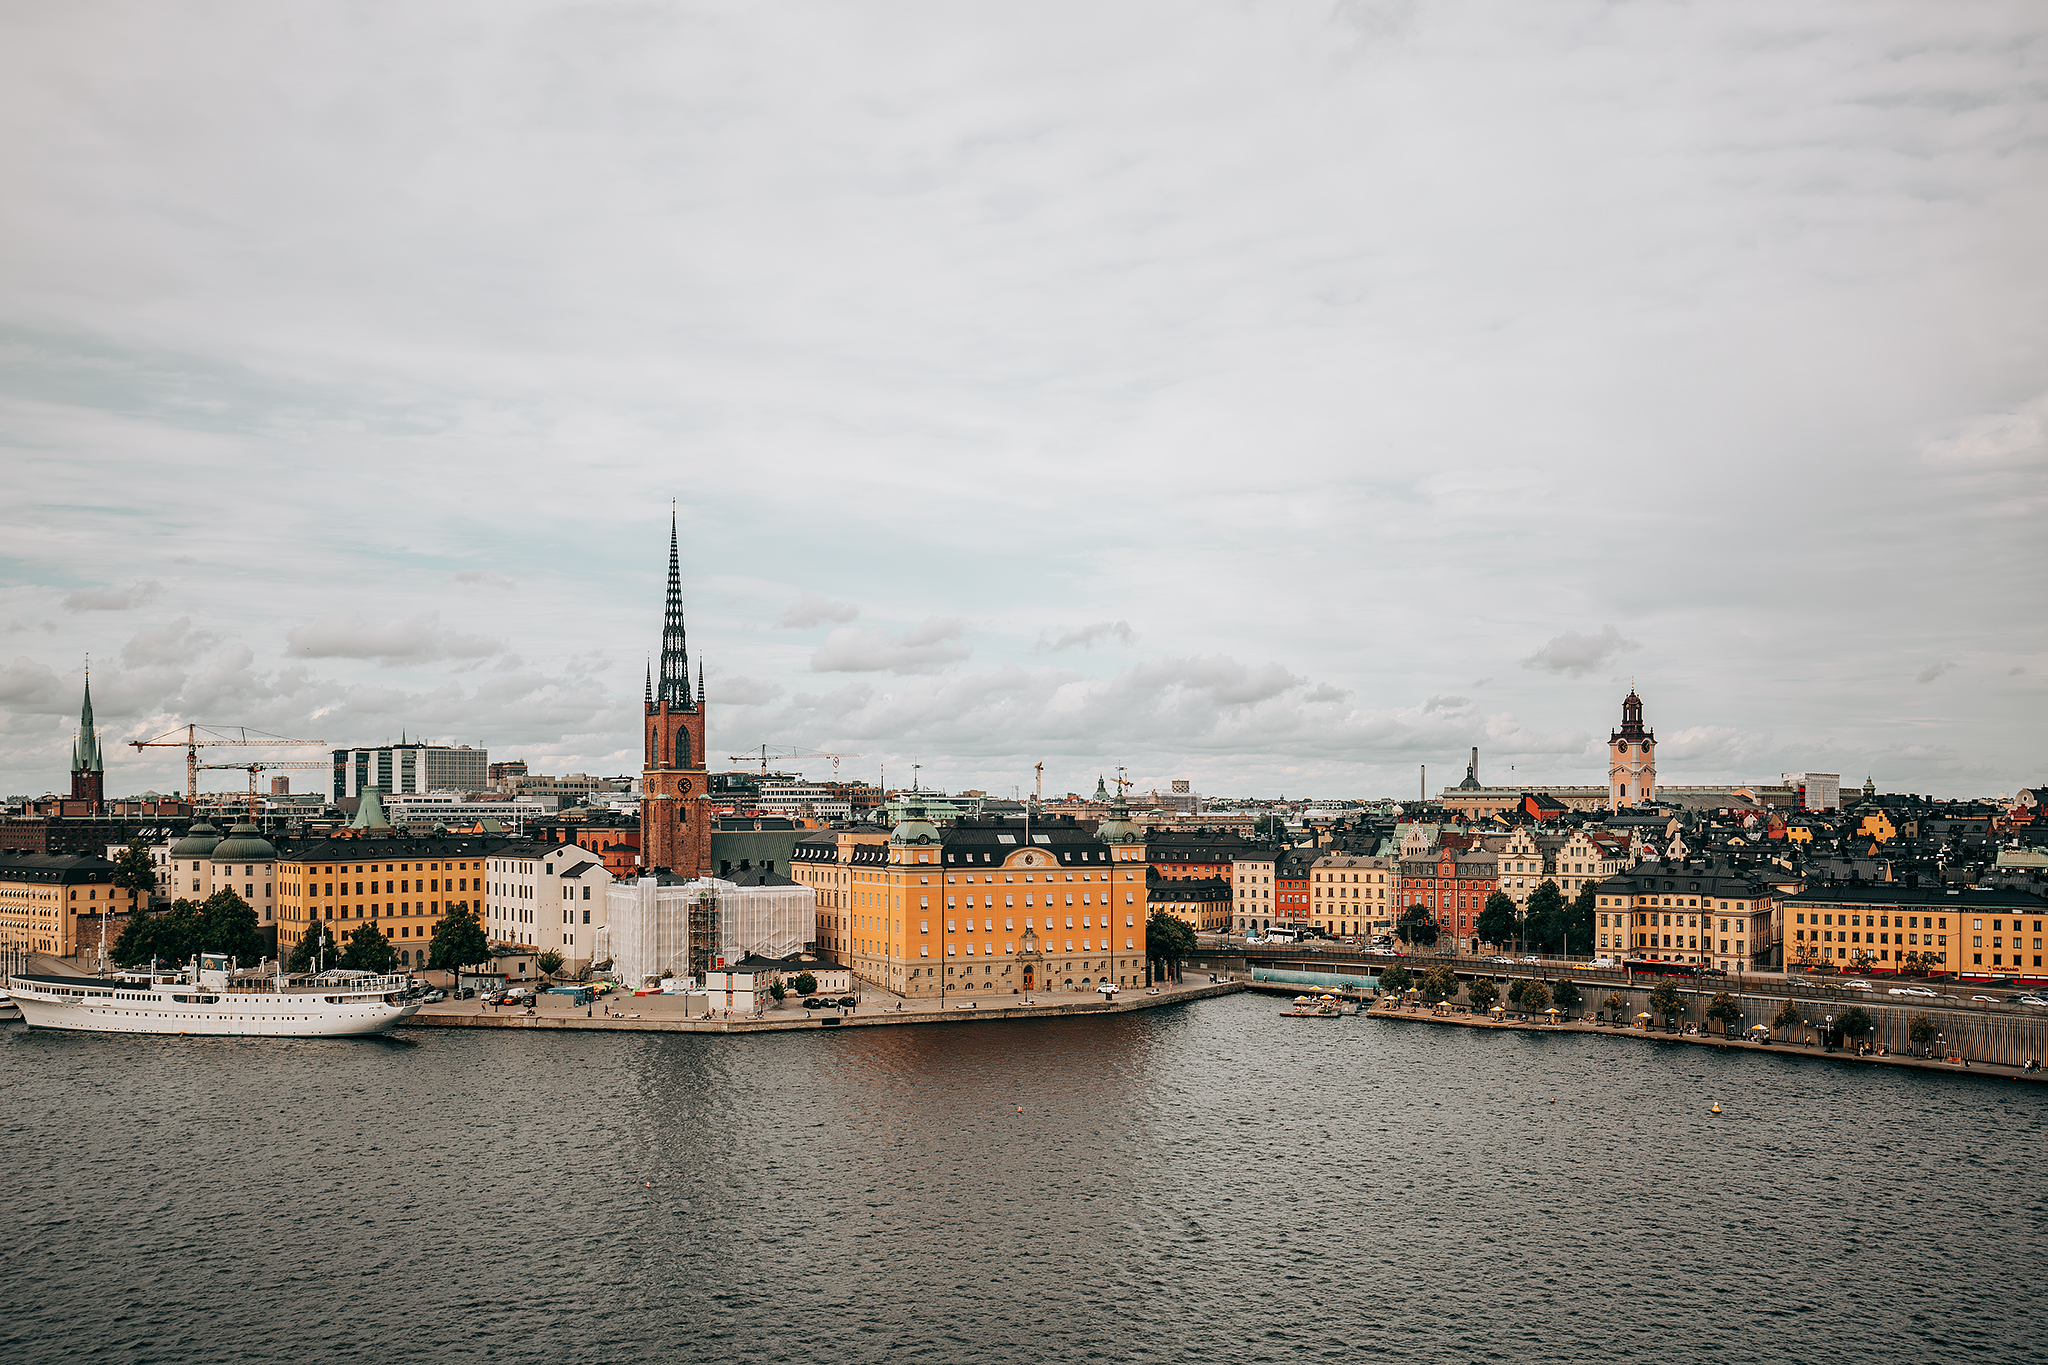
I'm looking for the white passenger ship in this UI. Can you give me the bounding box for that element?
[6,954,423,1037]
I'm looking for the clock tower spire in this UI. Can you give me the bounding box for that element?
[1608,687,1655,809]
[640,510,712,875]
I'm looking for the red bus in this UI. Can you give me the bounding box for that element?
[1624,959,1703,979]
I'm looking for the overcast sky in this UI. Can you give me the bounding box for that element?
[3,2,2043,803]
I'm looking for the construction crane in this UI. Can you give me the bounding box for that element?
[727,744,862,777]
[197,760,331,818]
[128,724,328,802]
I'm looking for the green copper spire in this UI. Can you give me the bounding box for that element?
[72,667,103,775]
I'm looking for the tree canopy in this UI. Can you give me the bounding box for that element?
[536,950,565,981]
[1146,911,1197,966]
[1475,892,1518,949]
[1465,977,1499,1011]
[1378,962,1413,995]
[1551,977,1581,1011]
[339,923,396,975]
[1394,905,1438,947]
[1419,963,1460,1002]
[1773,1000,1803,1030]
[110,839,157,898]
[288,924,339,972]
[1706,992,1743,1035]
[1907,1013,1935,1053]
[110,890,266,968]
[1521,980,1552,1013]
[427,903,491,979]
[1648,979,1684,1019]
[1252,815,1289,842]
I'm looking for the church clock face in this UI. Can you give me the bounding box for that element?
[678,778,692,794]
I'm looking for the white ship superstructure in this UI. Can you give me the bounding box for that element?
[6,954,422,1037]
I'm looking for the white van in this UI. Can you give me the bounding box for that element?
[1266,930,1298,944]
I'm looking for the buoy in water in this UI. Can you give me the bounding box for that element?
[1710,1102,1723,1114]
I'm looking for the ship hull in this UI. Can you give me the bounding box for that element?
[7,978,421,1038]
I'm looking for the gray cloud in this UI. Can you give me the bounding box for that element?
[1521,626,1641,679]
[453,570,515,590]
[811,619,969,675]
[1423,694,1470,713]
[121,617,222,667]
[62,580,161,612]
[1916,661,1957,684]
[778,591,860,629]
[285,612,506,666]
[6,620,58,635]
[1034,621,1136,653]
[712,673,786,705]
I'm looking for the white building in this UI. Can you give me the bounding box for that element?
[605,872,817,988]
[481,842,614,971]
[384,793,550,836]
[756,781,850,820]
[332,744,488,799]
[143,819,281,927]
[1782,773,1841,812]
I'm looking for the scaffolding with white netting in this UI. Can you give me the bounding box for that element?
[605,875,816,987]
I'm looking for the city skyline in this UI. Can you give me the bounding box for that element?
[3,4,2044,799]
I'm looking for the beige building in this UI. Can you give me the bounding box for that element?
[151,820,282,928]
[0,852,128,959]
[789,827,890,958]
[1231,849,1278,936]
[1308,853,1393,939]
[1593,862,1782,972]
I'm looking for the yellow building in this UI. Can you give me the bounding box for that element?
[1593,861,1782,971]
[790,827,890,959]
[1308,853,1392,939]
[0,852,130,960]
[823,797,1150,1000]
[275,835,502,969]
[1231,849,1278,936]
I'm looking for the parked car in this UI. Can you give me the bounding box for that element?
[451,987,476,1000]
[1888,986,1939,997]
[836,996,858,1008]
[2015,995,2048,1008]
[421,989,447,1003]
[1518,955,1540,965]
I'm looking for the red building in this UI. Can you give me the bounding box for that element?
[1396,845,1500,950]
[640,516,714,877]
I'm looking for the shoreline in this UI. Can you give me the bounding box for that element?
[1366,1001,2048,1085]
[401,979,1242,1033]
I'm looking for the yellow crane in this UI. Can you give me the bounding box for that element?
[128,724,328,802]
[196,760,332,817]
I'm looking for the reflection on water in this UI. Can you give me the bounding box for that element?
[2,995,2039,1363]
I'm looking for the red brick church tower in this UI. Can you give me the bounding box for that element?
[640,514,713,876]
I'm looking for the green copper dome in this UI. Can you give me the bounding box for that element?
[169,820,223,857]
[210,820,278,862]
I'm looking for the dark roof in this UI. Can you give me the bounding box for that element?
[942,816,1117,864]
[0,851,118,882]
[274,835,521,865]
[725,868,799,888]
[1789,885,2046,910]
[1148,878,1232,904]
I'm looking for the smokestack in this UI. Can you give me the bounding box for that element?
[1420,765,1425,802]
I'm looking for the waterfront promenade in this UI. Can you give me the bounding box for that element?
[403,978,1242,1033]
[1366,997,2048,1085]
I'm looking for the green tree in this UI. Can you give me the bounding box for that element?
[1522,981,1552,1014]
[790,971,819,996]
[1466,977,1500,1012]
[1604,991,1627,1022]
[768,979,787,1003]
[1475,892,1518,949]
[1837,1006,1874,1045]
[288,923,339,972]
[1907,1013,1935,1055]
[1773,999,1803,1030]
[1394,905,1439,948]
[1147,911,1197,981]
[1648,978,1684,1024]
[110,890,263,968]
[111,838,157,902]
[1569,881,1599,945]
[1419,963,1460,1002]
[1252,815,1288,843]
[1525,881,1567,953]
[427,903,490,983]
[536,950,565,982]
[1706,991,1743,1037]
[1508,978,1529,1007]
[1378,962,1413,995]
[339,923,396,974]
[1551,977,1581,1012]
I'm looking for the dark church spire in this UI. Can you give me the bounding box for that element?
[657,509,694,711]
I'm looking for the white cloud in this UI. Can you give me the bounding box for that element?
[62,580,161,612]
[811,618,970,675]
[454,570,515,590]
[285,612,506,666]
[778,591,860,629]
[121,616,222,667]
[1521,626,1640,679]
[711,673,785,705]
[1034,621,1135,653]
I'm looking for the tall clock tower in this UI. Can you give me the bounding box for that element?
[1608,688,1656,809]
[640,514,713,876]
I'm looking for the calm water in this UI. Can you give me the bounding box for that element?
[3,995,2043,1364]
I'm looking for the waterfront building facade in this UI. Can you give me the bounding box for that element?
[1232,848,1277,936]
[482,841,614,970]
[828,796,1151,1000]
[0,851,125,959]
[1308,852,1393,939]
[1591,861,1782,972]
[275,836,501,969]
[1782,886,2047,975]
[790,826,890,958]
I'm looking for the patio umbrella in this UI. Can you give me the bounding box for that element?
[1636,1012,1652,1019]
[1545,1007,1560,1015]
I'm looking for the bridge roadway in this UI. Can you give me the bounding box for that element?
[1188,939,2048,1024]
